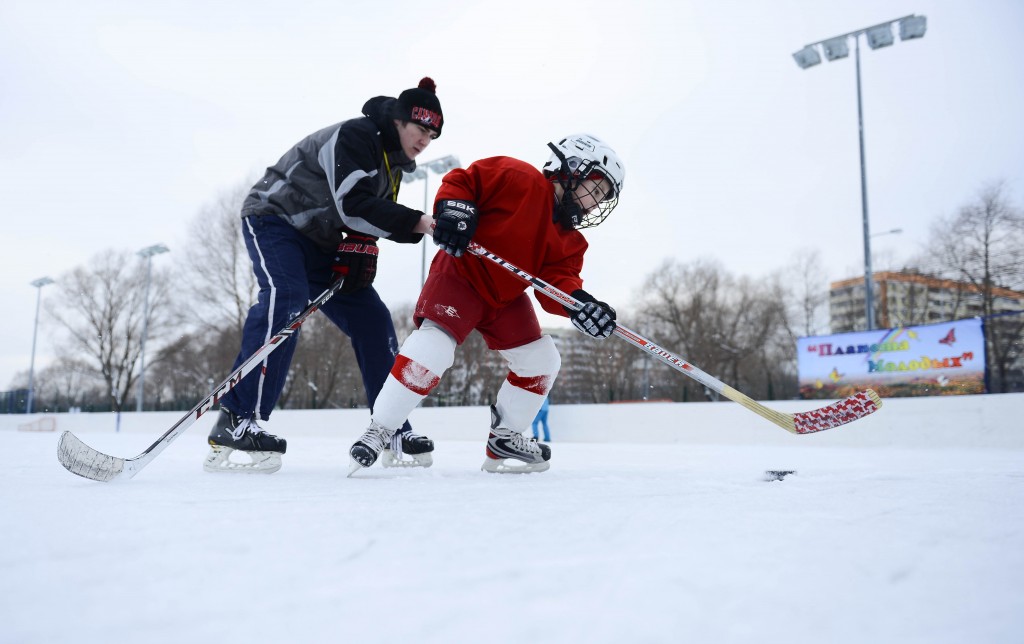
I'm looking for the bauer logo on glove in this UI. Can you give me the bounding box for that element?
[332,233,379,293]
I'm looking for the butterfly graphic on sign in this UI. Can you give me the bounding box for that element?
[938,328,956,346]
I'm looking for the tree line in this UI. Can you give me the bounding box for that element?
[9,182,1024,414]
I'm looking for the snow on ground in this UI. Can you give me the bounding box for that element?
[1,395,1022,644]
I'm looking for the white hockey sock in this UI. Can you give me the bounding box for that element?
[372,321,456,430]
[495,336,560,433]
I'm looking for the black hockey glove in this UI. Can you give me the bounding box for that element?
[565,289,617,340]
[433,199,478,257]
[332,233,378,293]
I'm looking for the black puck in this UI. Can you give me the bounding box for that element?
[764,470,796,481]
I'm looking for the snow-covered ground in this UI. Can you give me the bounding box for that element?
[2,394,1022,644]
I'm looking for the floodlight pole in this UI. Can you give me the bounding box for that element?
[402,155,461,286]
[854,35,875,331]
[136,243,169,412]
[793,14,926,331]
[26,276,55,414]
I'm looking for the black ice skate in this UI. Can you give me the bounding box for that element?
[204,408,287,474]
[381,427,434,469]
[482,405,550,474]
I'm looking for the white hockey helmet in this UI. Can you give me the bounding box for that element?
[542,133,625,229]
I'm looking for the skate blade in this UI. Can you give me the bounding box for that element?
[481,457,550,474]
[203,446,282,474]
[346,457,364,478]
[381,450,433,468]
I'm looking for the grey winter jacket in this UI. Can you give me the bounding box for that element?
[241,96,424,251]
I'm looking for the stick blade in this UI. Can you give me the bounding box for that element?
[792,389,882,434]
[57,431,126,482]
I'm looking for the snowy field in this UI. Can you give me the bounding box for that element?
[2,394,1022,644]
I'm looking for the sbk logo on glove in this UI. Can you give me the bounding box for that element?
[439,201,475,232]
[433,198,479,257]
[440,200,476,216]
[335,241,378,256]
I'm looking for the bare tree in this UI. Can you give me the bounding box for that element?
[935,182,1024,291]
[280,316,366,409]
[781,249,829,337]
[149,327,240,410]
[559,332,638,403]
[46,250,174,412]
[42,357,103,411]
[922,182,1024,392]
[637,258,796,401]
[177,183,259,336]
[147,184,259,408]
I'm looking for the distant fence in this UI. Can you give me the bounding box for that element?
[0,389,28,414]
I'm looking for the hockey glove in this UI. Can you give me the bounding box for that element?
[332,233,379,293]
[433,199,478,257]
[565,289,617,339]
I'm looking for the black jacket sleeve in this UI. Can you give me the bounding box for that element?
[327,121,423,241]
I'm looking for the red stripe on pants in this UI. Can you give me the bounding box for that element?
[506,372,552,396]
[391,354,440,396]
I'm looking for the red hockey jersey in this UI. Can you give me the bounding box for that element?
[433,156,588,317]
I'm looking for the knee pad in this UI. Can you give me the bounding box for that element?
[498,335,561,377]
[398,320,457,377]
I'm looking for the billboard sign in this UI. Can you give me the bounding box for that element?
[798,319,986,398]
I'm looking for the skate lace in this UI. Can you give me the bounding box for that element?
[230,417,254,441]
[360,423,394,454]
[231,417,273,441]
[387,431,403,456]
[498,428,539,455]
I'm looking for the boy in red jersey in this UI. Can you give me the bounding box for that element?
[349,134,625,474]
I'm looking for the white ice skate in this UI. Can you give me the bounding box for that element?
[482,405,550,474]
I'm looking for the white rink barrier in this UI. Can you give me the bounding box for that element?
[1,393,1021,450]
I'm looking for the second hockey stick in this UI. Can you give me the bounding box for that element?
[57,278,347,482]
[466,241,881,434]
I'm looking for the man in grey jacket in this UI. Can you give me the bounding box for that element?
[204,78,444,475]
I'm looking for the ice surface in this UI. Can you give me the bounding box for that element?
[2,395,1022,644]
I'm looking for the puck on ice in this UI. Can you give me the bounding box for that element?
[764,470,796,481]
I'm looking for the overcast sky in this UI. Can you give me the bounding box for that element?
[2,0,1023,390]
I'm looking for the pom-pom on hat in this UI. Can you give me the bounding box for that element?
[395,77,444,137]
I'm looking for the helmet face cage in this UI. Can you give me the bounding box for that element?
[565,159,618,229]
[543,134,625,230]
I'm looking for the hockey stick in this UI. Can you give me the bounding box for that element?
[466,241,881,434]
[57,278,347,482]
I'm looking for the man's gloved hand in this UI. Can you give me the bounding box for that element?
[565,289,617,339]
[332,233,378,293]
[433,199,478,257]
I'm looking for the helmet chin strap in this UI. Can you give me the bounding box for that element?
[555,192,582,230]
[547,142,582,230]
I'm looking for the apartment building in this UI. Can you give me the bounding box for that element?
[830,271,1024,333]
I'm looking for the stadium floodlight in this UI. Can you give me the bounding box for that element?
[899,15,927,40]
[401,167,428,183]
[866,24,894,49]
[136,243,170,413]
[27,276,55,415]
[402,155,461,285]
[792,45,821,70]
[822,36,850,61]
[425,156,461,174]
[792,15,927,331]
